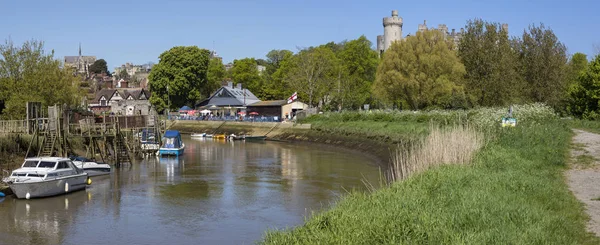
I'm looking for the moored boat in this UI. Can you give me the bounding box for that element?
[2,157,89,199]
[69,156,111,177]
[245,135,267,141]
[214,134,226,140]
[159,130,185,156]
[191,133,206,138]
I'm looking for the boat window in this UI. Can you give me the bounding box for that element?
[27,173,44,177]
[23,160,38,167]
[38,161,56,168]
[57,161,70,169]
[46,173,57,177]
[13,173,27,176]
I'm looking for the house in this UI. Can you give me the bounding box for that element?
[246,100,309,121]
[88,88,151,115]
[196,82,260,117]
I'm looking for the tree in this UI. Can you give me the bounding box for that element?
[0,39,81,118]
[230,58,263,99]
[517,24,568,109]
[373,29,466,110]
[207,58,225,95]
[264,51,295,100]
[567,53,588,84]
[285,46,338,107]
[568,55,600,119]
[89,59,109,75]
[335,35,379,110]
[148,46,211,112]
[118,69,129,80]
[458,19,523,106]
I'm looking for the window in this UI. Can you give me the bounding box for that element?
[57,161,70,169]
[27,174,44,177]
[38,161,56,168]
[23,160,38,167]
[100,98,107,106]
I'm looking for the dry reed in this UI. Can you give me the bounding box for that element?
[390,124,484,182]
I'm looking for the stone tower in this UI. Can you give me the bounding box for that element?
[383,10,403,51]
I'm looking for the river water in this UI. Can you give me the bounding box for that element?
[0,136,381,245]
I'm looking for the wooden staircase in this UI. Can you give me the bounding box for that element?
[114,127,132,166]
[38,129,57,157]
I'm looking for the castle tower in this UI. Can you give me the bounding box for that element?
[383,10,403,51]
[376,35,384,56]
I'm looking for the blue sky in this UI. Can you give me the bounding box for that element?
[1,0,598,70]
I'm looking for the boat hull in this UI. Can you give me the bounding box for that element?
[82,167,111,177]
[158,147,184,156]
[8,174,88,199]
[245,136,267,141]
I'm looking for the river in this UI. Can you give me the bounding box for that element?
[0,136,381,245]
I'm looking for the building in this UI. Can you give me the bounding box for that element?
[257,65,266,74]
[195,82,260,116]
[376,10,403,56]
[246,100,308,120]
[114,62,152,78]
[64,44,96,75]
[88,88,151,115]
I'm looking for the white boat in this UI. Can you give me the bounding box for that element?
[2,157,89,199]
[205,134,213,138]
[69,156,111,177]
[191,133,206,138]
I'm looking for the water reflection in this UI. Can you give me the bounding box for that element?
[0,137,381,244]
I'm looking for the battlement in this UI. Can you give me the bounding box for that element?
[383,16,403,27]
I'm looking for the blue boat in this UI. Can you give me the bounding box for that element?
[158,130,185,156]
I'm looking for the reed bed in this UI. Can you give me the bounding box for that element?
[389,125,484,181]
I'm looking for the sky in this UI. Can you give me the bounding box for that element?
[1,0,599,70]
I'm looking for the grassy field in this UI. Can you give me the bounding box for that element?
[568,119,600,134]
[261,105,598,244]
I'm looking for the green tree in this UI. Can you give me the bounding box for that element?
[148,46,211,112]
[335,35,379,110]
[89,59,109,75]
[207,58,226,95]
[285,46,338,107]
[567,53,588,85]
[0,39,81,118]
[517,24,568,109]
[230,58,263,99]
[458,19,523,106]
[118,69,129,80]
[265,51,295,100]
[568,55,600,119]
[374,30,466,110]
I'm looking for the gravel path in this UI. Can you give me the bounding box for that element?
[567,129,600,236]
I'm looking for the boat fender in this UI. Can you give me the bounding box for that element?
[86,178,92,185]
[25,192,30,199]
[65,182,69,192]
[0,192,5,197]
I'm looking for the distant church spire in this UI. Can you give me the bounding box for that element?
[78,42,82,57]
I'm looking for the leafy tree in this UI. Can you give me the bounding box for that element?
[567,53,588,84]
[0,39,81,118]
[89,59,109,75]
[207,58,226,95]
[285,46,338,107]
[568,55,600,119]
[230,58,263,99]
[335,35,379,110]
[256,58,268,67]
[118,69,129,80]
[263,50,294,100]
[148,46,211,112]
[374,29,466,110]
[517,24,568,109]
[459,19,523,106]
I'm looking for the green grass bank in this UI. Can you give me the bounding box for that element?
[260,105,599,244]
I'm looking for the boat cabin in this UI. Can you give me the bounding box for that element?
[9,157,83,181]
[162,130,183,149]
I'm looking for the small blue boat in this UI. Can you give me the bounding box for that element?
[158,130,185,156]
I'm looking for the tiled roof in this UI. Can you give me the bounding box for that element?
[248,100,287,107]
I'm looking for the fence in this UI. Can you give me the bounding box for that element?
[170,115,283,122]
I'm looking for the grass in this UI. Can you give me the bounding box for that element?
[261,111,598,244]
[568,119,600,134]
[573,154,597,168]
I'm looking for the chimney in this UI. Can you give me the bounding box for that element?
[236,83,242,90]
[227,81,233,88]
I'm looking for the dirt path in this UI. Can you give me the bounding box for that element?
[567,129,600,236]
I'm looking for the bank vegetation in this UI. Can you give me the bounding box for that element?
[261,104,599,244]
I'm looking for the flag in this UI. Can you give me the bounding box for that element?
[287,92,298,104]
